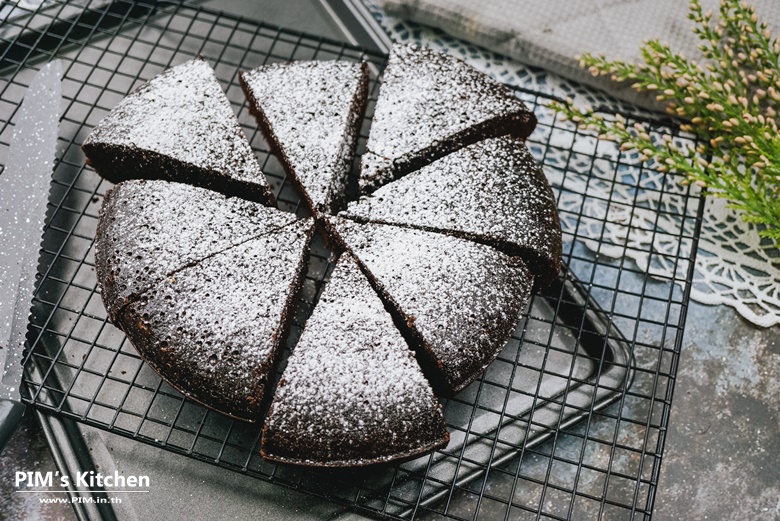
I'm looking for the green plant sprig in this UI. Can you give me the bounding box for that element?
[549,0,780,241]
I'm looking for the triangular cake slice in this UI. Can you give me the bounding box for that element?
[359,43,537,193]
[95,180,297,323]
[262,254,449,466]
[240,61,369,214]
[343,137,561,284]
[330,219,533,395]
[116,219,313,421]
[83,57,272,204]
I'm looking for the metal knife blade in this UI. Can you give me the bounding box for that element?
[0,59,61,450]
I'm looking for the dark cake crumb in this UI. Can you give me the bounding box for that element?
[240,60,369,215]
[82,57,272,204]
[359,43,537,193]
[116,219,313,421]
[343,137,562,284]
[329,218,534,395]
[95,179,296,323]
[261,254,449,466]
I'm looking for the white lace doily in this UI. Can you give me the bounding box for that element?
[364,1,780,328]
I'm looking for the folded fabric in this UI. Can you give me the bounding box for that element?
[379,0,780,111]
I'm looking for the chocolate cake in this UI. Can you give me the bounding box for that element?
[261,254,449,466]
[343,137,562,284]
[330,218,534,395]
[359,43,537,193]
[82,58,272,204]
[95,180,296,323]
[240,60,369,214]
[87,50,562,466]
[115,219,313,421]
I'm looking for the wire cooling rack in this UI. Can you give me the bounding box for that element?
[0,1,704,519]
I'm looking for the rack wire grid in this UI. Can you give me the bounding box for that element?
[0,1,705,520]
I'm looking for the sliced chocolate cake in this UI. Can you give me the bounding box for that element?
[116,219,313,421]
[359,43,537,193]
[95,180,296,323]
[240,60,369,214]
[262,254,449,466]
[343,137,562,284]
[87,51,567,462]
[330,218,534,395]
[82,57,272,204]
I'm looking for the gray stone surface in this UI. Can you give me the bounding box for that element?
[654,303,780,520]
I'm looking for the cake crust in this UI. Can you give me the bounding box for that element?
[240,60,369,215]
[261,254,449,466]
[330,218,534,395]
[343,137,562,284]
[116,220,313,421]
[95,180,296,323]
[82,57,272,204]
[359,43,537,193]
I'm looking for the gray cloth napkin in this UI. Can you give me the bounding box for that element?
[379,0,780,110]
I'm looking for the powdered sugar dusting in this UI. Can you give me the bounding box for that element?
[344,137,562,281]
[359,43,536,192]
[119,219,312,421]
[262,254,448,466]
[333,219,534,394]
[241,61,368,214]
[95,179,296,321]
[83,58,267,193]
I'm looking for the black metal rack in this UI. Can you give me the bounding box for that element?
[0,1,703,519]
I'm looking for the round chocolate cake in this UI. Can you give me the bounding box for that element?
[86,44,562,467]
